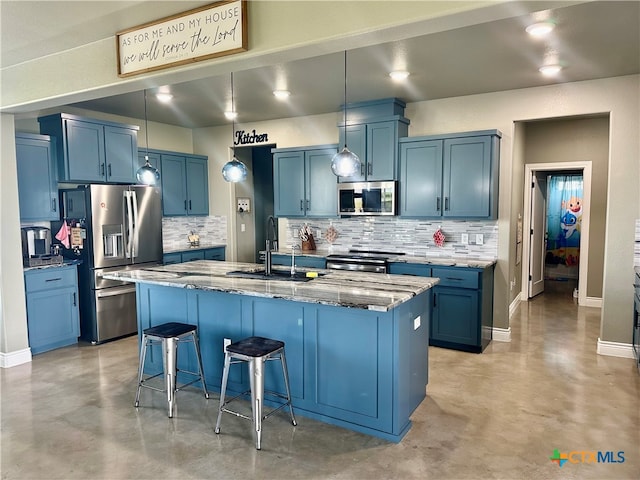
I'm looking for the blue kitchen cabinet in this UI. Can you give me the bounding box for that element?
[163,246,226,264]
[160,152,209,216]
[38,113,139,184]
[273,145,338,218]
[388,262,494,353]
[16,133,59,222]
[337,98,410,183]
[271,254,326,269]
[24,265,80,354]
[399,130,501,219]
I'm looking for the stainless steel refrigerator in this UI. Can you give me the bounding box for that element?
[55,185,163,344]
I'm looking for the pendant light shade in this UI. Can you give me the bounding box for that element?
[222,72,248,183]
[136,89,161,186]
[331,50,361,177]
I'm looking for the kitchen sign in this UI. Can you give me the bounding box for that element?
[116,0,247,77]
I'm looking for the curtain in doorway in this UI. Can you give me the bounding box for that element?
[546,174,583,268]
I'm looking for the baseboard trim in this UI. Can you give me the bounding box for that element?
[0,348,32,368]
[596,338,635,359]
[492,327,511,342]
[509,296,521,319]
[582,296,602,308]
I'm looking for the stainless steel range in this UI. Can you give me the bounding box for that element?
[325,250,403,274]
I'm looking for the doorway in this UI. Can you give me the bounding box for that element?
[522,162,592,306]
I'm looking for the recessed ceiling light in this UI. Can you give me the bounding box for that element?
[224,110,237,120]
[155,92,173,103]
[526,21,555,37]
[539,64,563,76]
[389,70,410,81]
[273,90,291,99]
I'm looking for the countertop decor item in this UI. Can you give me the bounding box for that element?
[324,224,338,244]
[433,227,445,247]
[222,72,248,183]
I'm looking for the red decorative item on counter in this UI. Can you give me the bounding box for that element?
[433,227,445,247]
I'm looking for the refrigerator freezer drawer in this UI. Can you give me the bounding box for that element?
[94,285,137,343]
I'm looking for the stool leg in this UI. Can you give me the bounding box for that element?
[249,357,265,450]
[191,331,209,399]
[279,350,297,426]
[164,337,178,418]
[214,351,231,434]
[134,335,149,407]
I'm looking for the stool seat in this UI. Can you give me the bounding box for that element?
[135,322,208,418]
[144,322,198,338]
[226,336,284,357]
[215,335,296,450]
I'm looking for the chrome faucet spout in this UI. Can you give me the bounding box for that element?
[291,245,300,275]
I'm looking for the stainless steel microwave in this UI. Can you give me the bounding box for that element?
[338,181,397,216]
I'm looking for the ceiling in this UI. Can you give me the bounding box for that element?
[2,1,639,129]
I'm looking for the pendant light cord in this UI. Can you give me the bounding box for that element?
[343,51,347,147]
[143,89,150,160]
[231,72,235,150]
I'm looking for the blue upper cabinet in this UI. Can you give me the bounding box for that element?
[38,113,139,184]
[16,133,59,222]
[337,98,410,183]
[159,151,209,216]
[273,145,338,218]
[399,130,501,219]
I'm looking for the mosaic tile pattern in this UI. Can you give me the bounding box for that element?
[162,216,227,250]
[282,217,498,259]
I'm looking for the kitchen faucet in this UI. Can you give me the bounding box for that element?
[265,215,278,275]
[290,245,300,275]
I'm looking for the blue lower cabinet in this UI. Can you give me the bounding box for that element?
[271,254,325,269]
[24,265,80,354]
[163,246,226,264]
[135,282,431,442]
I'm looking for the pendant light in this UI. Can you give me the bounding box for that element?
[136,89,161,185]
[331,50,361,177]
[222,72,248,182]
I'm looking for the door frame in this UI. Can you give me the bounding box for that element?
[521,161,592,306]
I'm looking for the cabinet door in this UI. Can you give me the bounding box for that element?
[431,286,479,348]
[64,119,105,182]
[399,140,443,217]
[337,124,366,182]
[181,250,205,262]
[160,154,187,215]
[16,135,59,221]
[388,263,431,277]
[185,156,209,215]
[443,136,492,217]
[367,121,397,181]
[305,148,338,217]
[163,253,182,265]
[104,125,137,183]
[204,247,225,261]
[273,151,305,217]
[26,286,79,354]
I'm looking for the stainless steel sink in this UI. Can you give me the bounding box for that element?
[225,269,318,282]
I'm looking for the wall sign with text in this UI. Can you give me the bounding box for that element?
[116,0,247,77]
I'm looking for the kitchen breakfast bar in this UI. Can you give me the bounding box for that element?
[104,260,439,442]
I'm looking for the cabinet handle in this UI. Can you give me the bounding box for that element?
[445,277,464,281]
[100,163,105,176]
[189,200,192,210]
[300,200,304,211]
[68,198,73,212]
[361,162,365,175]
[73,292,77,306]
[306,199,310,210]
[184,200,188,211]
[436,197,441,212]
[368,163,372,175]
[45,277,62,282]
[52,198,57,212]
[444,197,449,211]
[108,164,112,177]
[433,294,437,308]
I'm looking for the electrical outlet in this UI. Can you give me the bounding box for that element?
[316,228,322,238]
[237,197,250,212]
[461,233,469,244]
[475,234,484,245]
[240,223,245,232]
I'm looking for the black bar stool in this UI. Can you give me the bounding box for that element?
[214,336,297,450]
[135,322,209,417]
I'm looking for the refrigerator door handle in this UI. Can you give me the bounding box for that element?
[131,190,140,258]
[124,191,134,258]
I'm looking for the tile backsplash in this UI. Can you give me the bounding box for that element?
[162,216,227,250]
[283,217,498,259]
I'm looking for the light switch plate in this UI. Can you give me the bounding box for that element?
[475,234,484,245]
[461,233,469,244]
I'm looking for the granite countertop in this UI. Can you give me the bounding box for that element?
[163,243,226,254]
[23,259,82,272]
[270,247,496,268]
[101,260,439,312]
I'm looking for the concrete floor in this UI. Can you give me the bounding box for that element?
[2,292,639,479]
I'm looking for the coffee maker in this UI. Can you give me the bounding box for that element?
[21,227,60,266]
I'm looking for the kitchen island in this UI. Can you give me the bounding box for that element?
[104,260,438,442]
